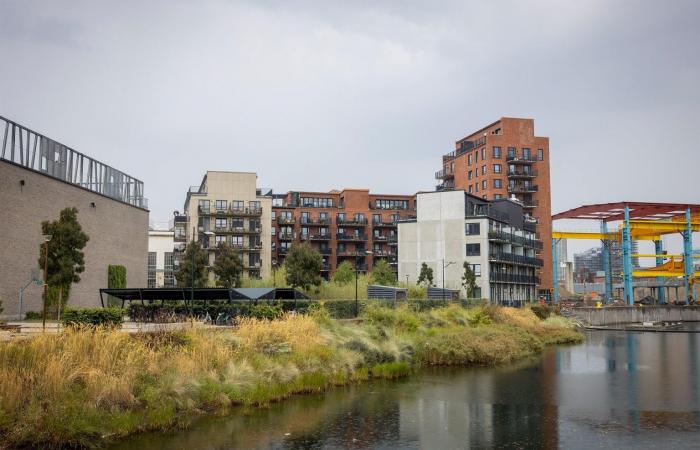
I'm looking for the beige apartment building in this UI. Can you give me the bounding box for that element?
[176,171,272,282]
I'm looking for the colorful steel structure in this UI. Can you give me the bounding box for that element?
[551,202,700,305]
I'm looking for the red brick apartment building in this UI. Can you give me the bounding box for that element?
[270,189,416,278]
[435,118,552,296]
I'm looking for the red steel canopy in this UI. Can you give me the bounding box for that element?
[552,201,700,222]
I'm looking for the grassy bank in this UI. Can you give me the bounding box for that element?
[0,305,581,449]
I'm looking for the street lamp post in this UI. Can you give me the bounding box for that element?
[442,259,455,304]
[355,250,373,316]
[41,234,52,332]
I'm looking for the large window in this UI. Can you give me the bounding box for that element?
[468,264,481,277]
[523,148,531,159]
[231,200,244,210]
[147,252,157,288]
[198,200,210,213]
[231,218,244,229]
[373,214,381,223]
[301,212,310,224]
[215,235,226,246]
[537,148,544,161]
[493,164,501,173]
[300,197,334,208]
[215,200,227,211]
[249,201,261,211]
[492,146,501,158]
[375,199,408,210]
[466,243,481,256]
[230,236,243,247]
[482,165,487,175]
[468,170,473,180]
[493,179,502,189]
[465,223,480,235]
[481,148,485,160]
[164,252,175,286]
[507,147,516,158]
[482,180,487,189]
[215,218,227,229]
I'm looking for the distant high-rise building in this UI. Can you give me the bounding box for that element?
[574,241,639,282]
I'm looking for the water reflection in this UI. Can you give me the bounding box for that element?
[112,329,700,449]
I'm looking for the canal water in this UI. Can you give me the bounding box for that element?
[112,328,700,449]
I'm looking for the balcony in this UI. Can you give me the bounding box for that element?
[320,263,331,271]
[372,235,389,242]
[487,230,542,249]
[230,207,262,217]
[336,217,368,226]
[372,221,398,228]
[507,169,537,178]
[372,250,392,257]
[336,233,367,241]
[244,261,262,270]
[505,155,537,164]
[435,166,455,180]
[508,184,538,194]
[522,200,539,209]
[489,252,544,267]
[309,233,331,241]
[278,247,290,255]
[246,243,263,252]
[436,180,455,191]
[278,232,295,240]
[299,217,331,226]
[387,236,398,245]
[277,216,296,225]
[489,273,540,284]
[318,248,333,255]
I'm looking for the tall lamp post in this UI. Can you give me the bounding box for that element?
[442,259,455,304]
[355,250,373,316]
[41,234,52,332]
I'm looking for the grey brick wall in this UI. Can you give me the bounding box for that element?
[0,160,148,319]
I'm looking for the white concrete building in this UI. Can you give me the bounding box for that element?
[398,190,541,305]
[148,229,175,288]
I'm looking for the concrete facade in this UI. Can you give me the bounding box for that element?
[0,159,148,319]
[179,171,272,281]
[399,190,540,304]
[147,229,175,288]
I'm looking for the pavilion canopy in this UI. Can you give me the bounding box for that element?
[99,287,308,306]
[552,201,700,222]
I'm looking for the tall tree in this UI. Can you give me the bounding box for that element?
[417,262,434,287]
[38,207,89,309]
[333,260,355,285]
[461,262,477,298]
[212,242,243,288]
[371,259,397,286]
[175,240,209,288]
[285,242,322,290]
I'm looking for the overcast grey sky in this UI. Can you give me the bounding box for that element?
[1,0,698,258]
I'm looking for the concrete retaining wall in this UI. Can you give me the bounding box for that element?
[570,306,700,326]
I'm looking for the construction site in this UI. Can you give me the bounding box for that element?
[551,201,700,306]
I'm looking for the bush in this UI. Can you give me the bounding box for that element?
[24,311,43,320]
[62,307,125,327]
[249,304,283,320]
[531,304,551,320]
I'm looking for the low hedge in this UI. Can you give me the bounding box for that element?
[62,307,125,327]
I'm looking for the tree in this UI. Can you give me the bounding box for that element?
[333,260,355,285]
[285,242,322,290]
[38,207,89,310]
[175,240,209,288]
[371,259,397,286]
[212,242,243,288]
[462,262,477,298]
[417,262,434,287]
[107,265,127,307]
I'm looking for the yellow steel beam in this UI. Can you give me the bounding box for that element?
[551,231,615,240]
[633,270,700,278]
[627,220,700,232]
[632,254,683,258]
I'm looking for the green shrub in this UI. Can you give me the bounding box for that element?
[531,304,551,320]
[62,307,125,327]
[322,300,359,319]
[24,311,43,320]
[107,265,127,307]
[249,304,283,320]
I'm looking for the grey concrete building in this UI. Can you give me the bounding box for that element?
[0,115,148,319]
[398,190,542,305]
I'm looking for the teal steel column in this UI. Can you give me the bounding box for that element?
[622,206,634,305]
[601,221,613,303]
[552,238,559,304]
[654,239,666,303]
[683,208,694,305]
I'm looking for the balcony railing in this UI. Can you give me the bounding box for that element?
[318,248,333,255]
[522,200,539,208]
[487,230,543,249]
[489,273,540,284]
[299,217,331,226]
[278,232,295,240]
[336,234,367,241]
[277,217,296,225]
[387,236,398,244]
[507,169,537,177]
[230,207,262,216]
[435,167,455,180]
[436,180,455,191]
[336,218,368,226]
[309,234,331,240]
[278,247,290,255]
[506,155,537,163]
[489,252,544,267]
[372,235,389,241]
[372,221,398,228]
[507,184,538,194]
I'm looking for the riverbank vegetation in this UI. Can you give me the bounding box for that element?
[0,304,581,449]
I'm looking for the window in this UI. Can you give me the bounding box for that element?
[523,148,531,159]
[481,148,485,160]
[465,223,480,235]
[271,226,276,235]
[215,235,226,246]
[466,243,481,256]
[373,214,381,223]
[231,200,244,211]
[337,213,346,223]
[320,227,328,236]
[468,154,472,165]
[198,216,210,231]
[215,200,227,211]
[468,170,473,180]
[231,236,243,247]
[390,213,400,222]
[375,199,408,210]
[300,227,309,238]
[164,252,174,286]
[373,229,381,237]
[301,212,310,224]
[507,147,516,158]
[468,185,473,194]
[198,200,210,213]
[354,213,365,222]
[482,180,487,189]
[215,218,227,229]
[231,218,244,229]
[494,194,502,199]
[492,146,501,158]
[148,252,156,269]
[537,148,544,161]
[475,151,478,162]
[475,183,479,193]
[493,164,501,173]
[493,179,502,189]
[469,264,481,277]
[249,201,261,211]
[319,212,329,223]
[482,165,487,175]
[174,226,186,239]
[337,243,346,252]
[271,211,276,220]
[300,197,334,208]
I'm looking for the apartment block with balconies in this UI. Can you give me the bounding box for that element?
[270,189,415,279]
[177,171,272,281]
[435,117,552,299]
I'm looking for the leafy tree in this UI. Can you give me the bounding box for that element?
[38,207,89,310]
[333,260,355,285]
[285,242,322,290]
[462,262,477,298]
[107,265,127,307]
[175,240,209,287]
[212,242,243,288]
[371,259,397,286]
[417,262,434,287]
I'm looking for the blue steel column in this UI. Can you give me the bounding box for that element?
[622,206,634,305]
[654,239,666,303]
[683,208,694,305]
[601,221,613,303]
[552,238,559,304]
